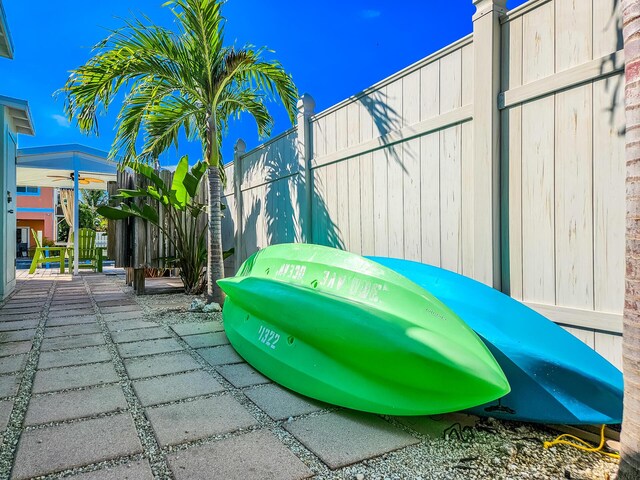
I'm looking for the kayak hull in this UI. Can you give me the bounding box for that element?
[368,256,623,424]
[218,244,510,415]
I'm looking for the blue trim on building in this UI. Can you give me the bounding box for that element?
[17,207,54,213]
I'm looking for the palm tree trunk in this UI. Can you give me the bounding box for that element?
[621,1,640,478]
[205,113,225,304]
[207,164,225,304]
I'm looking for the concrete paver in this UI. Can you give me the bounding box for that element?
[48,308,96,318]
[100,305,143,313]
[111,327,171,344]
[0,399,12,430]
[133,370,224,406]
[146,394,257,447]
[67,459,155,480]
[25,385,128,425]
[197,345,243,366]
[182,332,229,349]
[0,341,31,357]
[12,413,143,479]
[0,375,19,398]
[171,322,224,336]
[117,338,182,358]
[244,383,325,420]
[102,312,146,322]
[167,430,312,480]
[41,333,105,351]
[285,411,420,468]
[0,329,35,343]
[106,320,159,332]
[0,320,38,331]
[39,346,112,369]
[124,352,201,380]
[44,323,102,338]
[216,363,270,388]
[32,362,119,393]
[0,354,26,374]
[47,315,97,327]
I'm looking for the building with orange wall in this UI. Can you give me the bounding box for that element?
[15,186,56,256]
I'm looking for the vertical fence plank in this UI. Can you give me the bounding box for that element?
[372,148,389,256]
[420,132,440,266]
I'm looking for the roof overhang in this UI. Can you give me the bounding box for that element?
[0,1,14,59]
[16,144,117,190]
[0,95,34,135]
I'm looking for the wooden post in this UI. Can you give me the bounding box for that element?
[472,0,506,288]
[233,139,246,272]
[133,268,145,295]
[296,94,316,243]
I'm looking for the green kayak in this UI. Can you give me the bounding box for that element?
[218,244,509,415]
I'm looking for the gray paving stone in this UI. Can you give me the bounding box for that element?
[0,307,40,316]
[146,394,257,447]
[0,320,38,331]
[285,411,419,468]
[41,333,105,351]
[171,321,224,336]
[133,370,223,406]
[39,345,111,369]
[0,329,35,343]
[182,332,229,349]
[216,363,270,388]
[0,354,26,374]
[0,314,32,322]
[0,400,12,430]
[112,327,171,344]
[67,459,154,480]
[124,352,201,380]
[0,341,31,357]
[245,383,325,420]
[103,312,145,322]
[44,323,102,338]
[12,413,143,480]
[49,308,95,318]
[47,315,97,327]
[100,305,143,314]
[0,375,18,397]
[49,303,93,312]
[167,429,312,480]
[107,319,159,332]
[117,338,182,358]
[32,362,118,393]
[25,385,127,425]
[197,345,243,366]
[3,302,42,310]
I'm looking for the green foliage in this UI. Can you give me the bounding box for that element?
[60,0,299,301]
[98,155,209,294]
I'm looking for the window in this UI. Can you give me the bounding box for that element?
[17,186,39,195]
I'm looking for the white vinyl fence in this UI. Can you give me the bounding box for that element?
[221,0,625,368]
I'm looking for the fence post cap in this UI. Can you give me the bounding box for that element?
[234,138,246,154]
[297,94,316,116]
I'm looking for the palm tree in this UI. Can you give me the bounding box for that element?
[60,0,298,303]
[621,0,640,478]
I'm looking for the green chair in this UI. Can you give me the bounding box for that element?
[67,228,103,273]
[28,228,66,274]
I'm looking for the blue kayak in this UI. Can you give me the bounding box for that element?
[367,256,623,425]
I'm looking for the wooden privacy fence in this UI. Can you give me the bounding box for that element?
[107,168,211,291]
[221,0,626,368]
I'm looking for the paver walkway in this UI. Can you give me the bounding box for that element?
[0,272,425,479]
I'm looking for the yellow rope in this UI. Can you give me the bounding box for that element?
[543,424,620,459]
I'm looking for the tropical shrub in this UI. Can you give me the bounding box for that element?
[98,155,211,294]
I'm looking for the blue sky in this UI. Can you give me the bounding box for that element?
[0,0,526,167]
